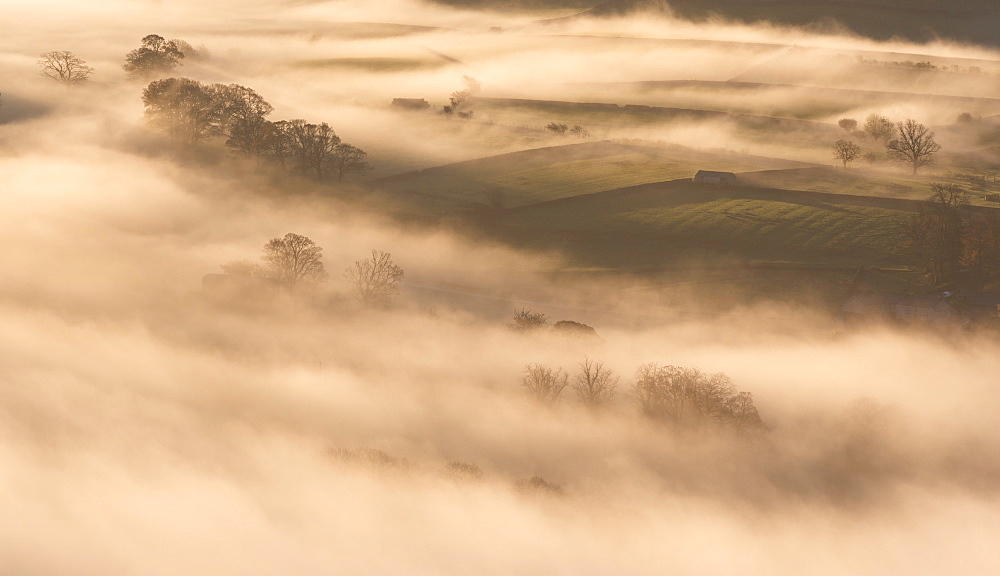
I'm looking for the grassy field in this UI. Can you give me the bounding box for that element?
[373,140,813,213]
[741,166,1000,205]
[500,180,915,269]
[481,179,928,309]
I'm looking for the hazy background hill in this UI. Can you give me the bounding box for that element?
[437,0,1000,45]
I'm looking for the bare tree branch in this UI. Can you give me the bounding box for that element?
[38,51,94,85]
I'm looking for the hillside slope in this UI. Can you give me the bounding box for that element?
[575,0,1000,46]
[373,141,812,214]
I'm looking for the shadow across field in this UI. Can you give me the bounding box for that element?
[486,177,932,306]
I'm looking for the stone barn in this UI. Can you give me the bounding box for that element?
[391,98,430,110]
[694,170,737,185]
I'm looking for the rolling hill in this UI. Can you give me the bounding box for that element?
[575,0,1000,46]
[373,140,814,214]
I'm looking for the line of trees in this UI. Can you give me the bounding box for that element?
[521,358,766,433]
[32,35,204,89]
[545,122,590,138]
[833,115,941,174]
[222,234,403,305]
[141,78,370,180]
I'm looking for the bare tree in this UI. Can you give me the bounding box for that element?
[887,119,942,175]
[573,357,617,408]
[262,233,328,288]
[331,143,371,181]
[832,139,861,168]
[863,113,894,143]
[508,308,548,331]
[345,250,404,307]
[521,364,569,403]
[38,51,94,86]
[123,34,184,79]
[569,125,590,139]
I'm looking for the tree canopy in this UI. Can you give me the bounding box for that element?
[124,34,184,79]
[262,233,328,288]
[138,77,372,179]
[832,139,861,168]
[141,78,224,143]
[863,113,894,143]
[633,363,766,433]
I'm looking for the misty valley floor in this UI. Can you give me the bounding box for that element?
[2,1,1000,574]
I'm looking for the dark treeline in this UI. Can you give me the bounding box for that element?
[141,77,370,180]
[521,357,767,435]
[906,184,1000,287]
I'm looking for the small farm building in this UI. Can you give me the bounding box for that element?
[391,98,431,110]
[694,170,737,185]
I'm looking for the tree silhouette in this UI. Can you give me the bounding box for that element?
[887,119,942,175]
[262,233,328,288]
[633,363,765,432]
[345,250,404,307]
[38,51,94,85]
[832,139,861,168]
[904,184,969,285]
[546,122,568,134]
[521,364,569,404]
[141,78,223,143]
[443,75,480,118]
[123,35,184,79]
[573,357,617,408]
[215,84,274,156]
[863,113,894,143]
[332,143,371,180]
[508,308,548,331]
[838,118,857,132]
[285,119,341,179]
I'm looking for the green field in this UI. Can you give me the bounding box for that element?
[481,179,932,308]
[500,180,914,269]
[375,140,813,213]
[372,139,999,306]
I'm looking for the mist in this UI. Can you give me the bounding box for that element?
[3,0,1000,574]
